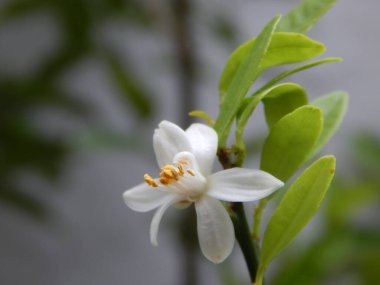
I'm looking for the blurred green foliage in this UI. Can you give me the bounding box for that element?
[0,0,239,219]
[269,132,380,285]
[0,0,157,218]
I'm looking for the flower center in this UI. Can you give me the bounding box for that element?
[143,158,206,200]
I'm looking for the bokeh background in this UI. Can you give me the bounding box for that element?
[0,0,379,284]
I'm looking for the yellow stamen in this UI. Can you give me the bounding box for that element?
[144,160,195,188]
[161,170,174,179]
[177,165,185,176]
[171,170,179,180]
[159,177,171,185]
[161,165,173,171]
[144,174,158,187]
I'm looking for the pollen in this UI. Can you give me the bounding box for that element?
[187,170,195,176]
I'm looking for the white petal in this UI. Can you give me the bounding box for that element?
[150,195,180,246]
[185,123,218,176]
[195,196,235,263]
[123,183,176,212]
[153,121,192,166]
[173,151,202,173]
[207,168,284,202]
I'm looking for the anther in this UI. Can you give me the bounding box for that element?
[171,170,179,180]
[145,160,195,188]
[177,165,185,176]
[160,170,174,179]
[144,174,158,187]
[161,165,173,171]
[159,177,170,185]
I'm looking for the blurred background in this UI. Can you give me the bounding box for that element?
[0,0,379,284]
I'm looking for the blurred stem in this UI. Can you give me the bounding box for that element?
[171,0,196,127]
[170,0,198,284]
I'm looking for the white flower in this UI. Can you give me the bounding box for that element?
[123,121,284,263]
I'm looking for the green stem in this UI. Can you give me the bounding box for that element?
[230,202,260,283]
[252,199,268,240]
[218,144,260,282]
[256,269,265,285]
[235,128,247,167]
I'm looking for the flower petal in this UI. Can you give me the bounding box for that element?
[195,196,235,263]
[153,121,192,166]
[173,151,202,174]
[207,168,284,202]
[123,183,176,212]
[185,123,218,176]
[150,195,179,246]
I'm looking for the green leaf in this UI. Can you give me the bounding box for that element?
[260,105,323,182]
[277,0,337,33]
[263,83,308,129]
[234,91,265,165]
[311,91,348,155]
[219,33,325,101]
[235,83,308,159]
[256,155,336,285]
[214,15,281,147]
[235,95,265,150]
[260,33,325,70]
[234,57,342,145]
[254,57,342,96]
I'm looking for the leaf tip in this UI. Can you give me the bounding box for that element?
[303,105,324,119]
[273,14,283,21]
[316,41,327,54]
[188,110,214,126]
[321,154,336,168]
